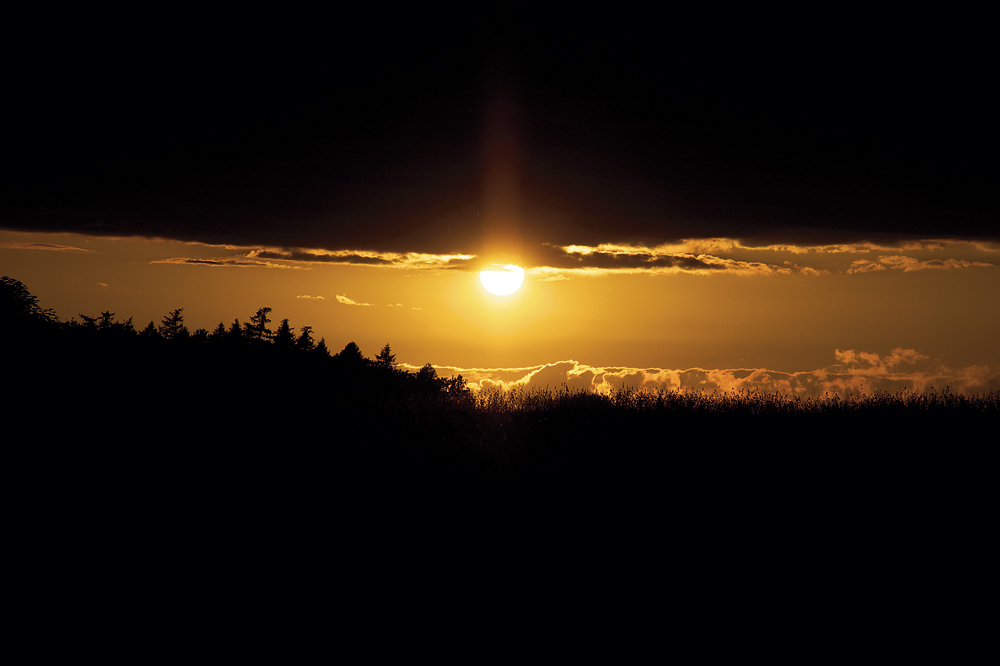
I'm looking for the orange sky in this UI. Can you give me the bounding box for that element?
[3,231,997,395]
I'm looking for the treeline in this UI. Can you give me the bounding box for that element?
[2,275,469,404]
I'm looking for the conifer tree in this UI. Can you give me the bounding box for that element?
[246,307,272,344]
[273,318,296,349]
[158,308,187,340]
[296,326,315,352]
[375,343,396,369]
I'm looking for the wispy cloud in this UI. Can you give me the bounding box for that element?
[247,248,476,270]
[0,241,92,253]
[336,294,371,306]
[847,255,993,273]
[150,256,298,269]
[145,245,478,271]
[296,294,325,300]
[537,242,793,276]
[846,259,887,273]
[877,256,993,272]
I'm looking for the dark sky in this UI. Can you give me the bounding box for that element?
[4,11,995,257]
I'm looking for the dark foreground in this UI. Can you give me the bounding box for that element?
[4,276,994,641]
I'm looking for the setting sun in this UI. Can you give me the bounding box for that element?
[480,265,525,296]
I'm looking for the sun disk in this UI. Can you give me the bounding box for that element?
[480,265,525,296]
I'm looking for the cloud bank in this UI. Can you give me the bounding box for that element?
[140,238,996,280]
[412,349,1000,397]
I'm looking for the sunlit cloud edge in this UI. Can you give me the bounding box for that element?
[139,237,995,276]
[415,348,999,397]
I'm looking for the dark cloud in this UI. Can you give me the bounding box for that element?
[253,250,394,266]
[150,257,291,268]
[3,14,995,253]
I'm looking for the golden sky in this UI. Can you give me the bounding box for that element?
[3,231,996,395]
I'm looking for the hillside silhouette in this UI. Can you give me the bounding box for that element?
[4,274,997,498]
[5,271,997,625]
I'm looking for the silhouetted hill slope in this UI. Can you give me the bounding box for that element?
[3,274,996,513]
[6,275,993,647]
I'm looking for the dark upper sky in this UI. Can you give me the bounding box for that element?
[3,10,995,257]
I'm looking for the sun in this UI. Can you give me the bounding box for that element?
[480,264,525,296]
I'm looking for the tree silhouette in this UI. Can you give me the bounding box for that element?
[139,321,160,339]
[337,341,366,367]
[75,313,100,329]
[416,363,439,393]
[296,326,315,352]
[227,319,244,342]
[210,322,227,341]
[245,307,273,344]
[445,374,469,394]
[1,275,58,328]
[158,308,187,341]
[273,318,296,350]
[375,343,396,369]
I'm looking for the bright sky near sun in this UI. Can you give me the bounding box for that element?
[3,231,997,395]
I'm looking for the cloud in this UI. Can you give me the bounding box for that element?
[246,248,476,270]
[532,240,995,277]
[847,254,993,273]
[336,295,371,307]
[2,20,996,261]
[64,235,994,280]
[535,243,794,276]
[527,267,571,282]
[296,294,325,300]
[423,349,999,397]
[846,259,887,274]
[149,256,298,269]
[0,241,92,253]
[877,255,992,272]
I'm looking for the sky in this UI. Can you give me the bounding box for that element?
[3,12,998,394]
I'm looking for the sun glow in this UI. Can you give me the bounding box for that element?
[480,264,525,296]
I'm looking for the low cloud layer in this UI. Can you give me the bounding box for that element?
[136,238,996,279]
[529,240,996,278]
[414,349,1000,397]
